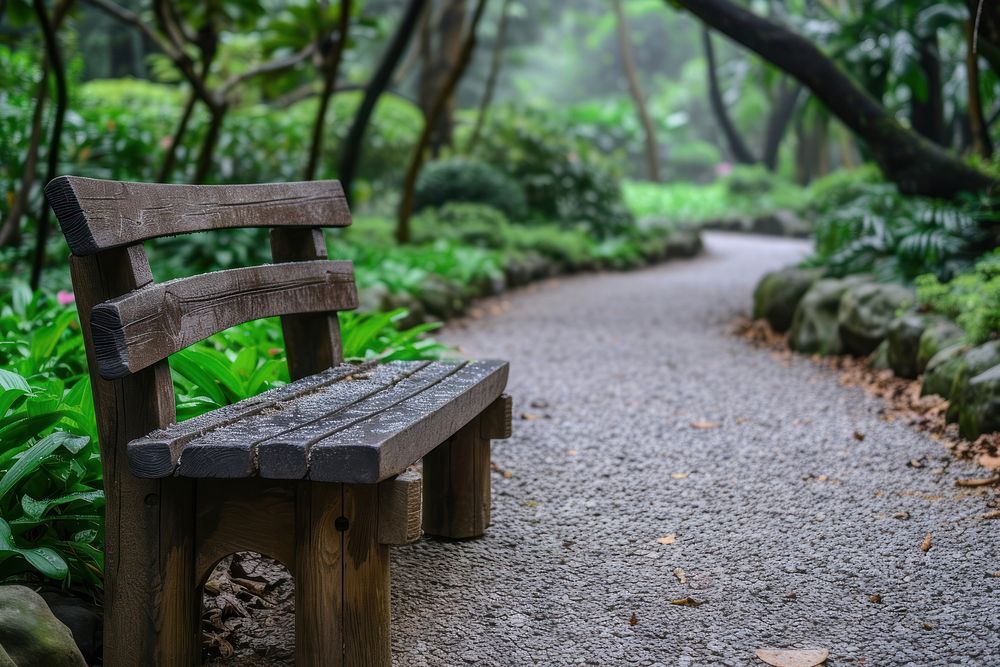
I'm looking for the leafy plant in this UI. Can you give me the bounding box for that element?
[415,159,527,221]
[917,249,1000,345]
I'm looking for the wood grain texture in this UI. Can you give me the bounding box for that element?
[70,247,200,666]
[309,360,509,484]
[422,416,491,539]
[128,361,377,479]
[343,483,391,666]
[481,393,513,439]
[91,260,358,380]
[294,482,344,666]
[270,228,346,379]
[378,470,422,545]
[45,176,351,255]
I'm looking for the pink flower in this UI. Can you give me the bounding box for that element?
[159,136,173,150]
[57,290,75,306]
[715,162,733,177]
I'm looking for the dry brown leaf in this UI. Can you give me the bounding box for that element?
[955,476,1000,487]
[893,511,910,520]
[629,612,638,627]
[690,420,720,430]
[656,534,677,545]
[567,449,578,456]
[673,568,687,584]
[920,532,933,552]
[670,597,704,607]
[853,431,866,441]
[671,472,690,479]
[868,594,882,604]
[981,510,1000,520]
[490,462,514,479]
[755,648,830,667]
[978,453,1000,470]
[520,412,542,421]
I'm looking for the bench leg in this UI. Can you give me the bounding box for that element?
[422,415,491,539]
[104,476,199,666]
[295,483,391,667]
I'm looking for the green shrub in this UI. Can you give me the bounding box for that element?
[414,159,527,220]
[412,203,511,249]
[805,184,986,282]
[503,225,593,269]
[723,164,780,197]
[470,105,634,238]
[805,164,884,216]
[917,249,1000,345]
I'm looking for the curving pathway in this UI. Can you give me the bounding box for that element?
[390,232,1000,666]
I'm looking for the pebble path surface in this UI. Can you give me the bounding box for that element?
[390,232,1000,666]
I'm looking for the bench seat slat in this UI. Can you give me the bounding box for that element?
[91,260,358,380]
[175,361,434,478]
[126,360,508,483]
[127,360,378,477]
[310,360,509,484]
[45,176,352,255]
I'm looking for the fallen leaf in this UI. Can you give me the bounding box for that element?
[670,597,703,607]
[978,453,1000,470]
[673,568,687,584]
[755,648,830,667]
[893,511,910,520]
[922,622,934,630]
[490,462,513,479]
[671,472,689,479]
[690,420,720,430]
[920,532,933,552]
[955,476,1000,487]
[566,449,578,456]
[981,510,1000,520]
[907,458,925,468]
[853,431,866,441]
[629,612,638,627]
[530,399,550,409]
[656,534,677,545]
[868,594,882,604]
[783,592,797,601]
[520,412,542,421]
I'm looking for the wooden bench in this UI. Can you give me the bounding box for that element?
[45,176,512,666]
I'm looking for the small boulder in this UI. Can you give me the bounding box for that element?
[664,229,703,258]
[420,275,466,319]
[869,339,891,370]
[789,277,866,355]
[753,266,823,333]
[751,210,811,238]
[957,365,1000,439]
[0,586,86,667]
[922,344,970,399]
[946,341,1000,423]
[916,320,965,372]
[838,282,915,356]
[40,592,102,666]
[887,313,930,379]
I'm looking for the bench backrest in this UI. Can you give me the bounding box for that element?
[46,176,358,478]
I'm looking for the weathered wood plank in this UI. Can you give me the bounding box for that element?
[45,176,352,255]
[177,362,430,479]
[309,360,509,484]
[423,416,491,539]
[481,394,513,439]
[378,470,422,545]
[270,228,346,379]
[294,482,344,666]
[343,484,391,666]
[254,361,461,480]
[128,361,377,478]
[91,260,358,379]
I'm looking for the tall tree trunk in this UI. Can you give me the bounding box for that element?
[674,0,997,197]
[911,35,946,146]
[158,88,198,182]
[338,0,427,204]
[967,19,994,159]
[398,0,486,244]
[614,0,661,182]
[193,105,227,185]
[428,0,466,155]
[465,0,511,155]
[0,70,48,249]
[701,27,757,165]
[30,0,72,289]
[761,81,802,171]
[304,0,352,181]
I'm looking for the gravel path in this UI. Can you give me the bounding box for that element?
[390,232,1000,666]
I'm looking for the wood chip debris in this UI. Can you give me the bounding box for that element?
[656,534,677,545]
[754,648,830,667]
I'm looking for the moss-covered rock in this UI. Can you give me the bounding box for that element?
[916,320,965,373]
[945,341,1000,423]
[789,277,865,355]
[837,283,915,356]
[750,210,811,238]
[957,364,1000,439]
[753,266,823,333]
[869,339,891,370]
[921,344,970,399]
[664,229,703,259]
[887,313,930,379]
[0,586,86,667]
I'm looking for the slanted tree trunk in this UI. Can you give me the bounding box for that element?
[911,35,946,146]
[0,70,47,249]
[304,0,352,181]
[761,80,802,171]
[967,19,994,159]
[30,0,72,289]
[674,0,997,197]
[466,0,511,155]
[158,87,198,183]
[338,0,427,204]
[614,0,661,181]
[193,104,228,185]
[702,27,756,165]
[398,0,486,244]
